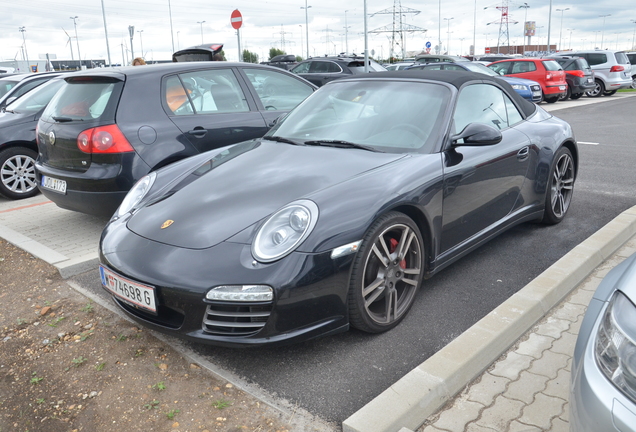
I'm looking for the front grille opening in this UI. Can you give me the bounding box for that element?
[202,303,273,336]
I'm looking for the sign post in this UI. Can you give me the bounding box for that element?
[231,10,243,62]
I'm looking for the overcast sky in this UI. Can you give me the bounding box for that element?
[1,0,635,64]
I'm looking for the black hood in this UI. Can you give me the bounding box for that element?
[127,141,405,249]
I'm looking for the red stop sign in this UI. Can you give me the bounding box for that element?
[231,10,243,30]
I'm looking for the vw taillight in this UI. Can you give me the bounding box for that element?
[77,125,134,154]
[567,70,585,78]
[610,65,625,72]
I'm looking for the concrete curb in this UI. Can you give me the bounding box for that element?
[342,204,636,432]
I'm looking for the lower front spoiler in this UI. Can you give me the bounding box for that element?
[110,295,349,348]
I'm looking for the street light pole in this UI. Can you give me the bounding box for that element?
[168,0,175,53]
[438,0,442,54]
[18,27,29,66]
[344,10,350,55]
[70,16,82,69]
[472,0,476,57]
[599,14,611,49]
[632,19,636,50]
[444,17,454,54]
[546,0,553,53]
[567,28,575,50]
[556,8,569,51]
[197,21,205,44]
[100,0,112,66]
[301,1,312,59]
[137,30,144,58]
[519,3,530,55]
[177,31,180,50]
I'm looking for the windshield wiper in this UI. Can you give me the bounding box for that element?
[264,135,305,146]
[52,116,75,123]
[4,109,16,114]
[304,140,382,152]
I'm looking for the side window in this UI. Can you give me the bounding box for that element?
[243,69,313,111]
[453,84,509,133]
[488,62,510,75]
[164,75,194,115]
[291,62,310,74]
[586,54,607,66]
[12,79,48,99]
[326,62,342,73]
[177,69,249,115]
[503,94,523,126]
[426,64,443,70]
[443,65,463,71]
[511,61,535,73]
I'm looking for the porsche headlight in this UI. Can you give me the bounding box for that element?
[595,291,636,404]
[116,172,156,218]
[252,200,319,263]
[510,84,526,90]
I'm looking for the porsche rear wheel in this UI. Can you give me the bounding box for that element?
[542,147,575,225]
[348,212,424,333]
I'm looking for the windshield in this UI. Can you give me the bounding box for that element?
[267,80,450,154]
[0,79,20,99]
[5,79,64,114]
[463,62,500,76]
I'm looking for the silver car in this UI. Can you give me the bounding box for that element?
[570,253,636,431]
[564,50,632,97]
[626,52,636,89]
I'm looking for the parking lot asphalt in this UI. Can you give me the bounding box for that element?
[1,92,635,432]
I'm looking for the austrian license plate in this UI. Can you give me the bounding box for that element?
[100,265,157,313]
[559,85,566,91]
[40,175,67,194]
[587,77,594,83]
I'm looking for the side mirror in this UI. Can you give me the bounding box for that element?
[451,122,502,146]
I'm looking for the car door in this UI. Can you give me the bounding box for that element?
[164,68,268,153]
[440,83,531,253]
[238,67,315,127]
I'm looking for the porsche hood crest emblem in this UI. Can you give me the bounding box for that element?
[160,220,174,229]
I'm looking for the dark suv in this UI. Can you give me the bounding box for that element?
[35,62,316,216]
[549,56,595,100]
[291,55,386,87]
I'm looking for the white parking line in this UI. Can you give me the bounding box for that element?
[578,141,599,145]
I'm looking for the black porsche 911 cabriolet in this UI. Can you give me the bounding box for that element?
[98,70,577,347]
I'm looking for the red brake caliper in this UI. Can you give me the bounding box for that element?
[389,238,407,269]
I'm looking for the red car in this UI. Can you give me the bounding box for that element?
[487,58,567,103]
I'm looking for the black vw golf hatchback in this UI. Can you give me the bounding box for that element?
[35,62,316,216]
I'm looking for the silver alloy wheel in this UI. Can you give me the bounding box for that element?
[360,223,422,325]
[585,80,603,97]
[550,152,574,218]
[1,154,37,195]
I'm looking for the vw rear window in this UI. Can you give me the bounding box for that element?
[615,52,629,64]
[41,80,120,122]
[542,60,562,71]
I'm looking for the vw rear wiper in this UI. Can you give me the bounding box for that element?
[52,116,75,123]
[264,135,305,146]
[304,140,382,152]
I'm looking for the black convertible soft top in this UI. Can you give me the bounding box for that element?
[347,69,538,118]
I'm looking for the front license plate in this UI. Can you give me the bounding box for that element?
[40,175,67,194]
[100,266,157,313]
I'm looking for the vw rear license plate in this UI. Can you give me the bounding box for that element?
[100,265,157,313]
[41,175,67,194]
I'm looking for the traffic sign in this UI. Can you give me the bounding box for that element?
[231,10,243,30]
[425,41,431,49]
[485,47,491,54]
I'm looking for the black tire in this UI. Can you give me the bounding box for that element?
[570,93,583,100]
[542,147,575,225]
[348,212,424,333]
[0,147,39,200]
[602,90,617,96]
[559,85,571,101]
[545,96,559,104]
[631,76,636,90]
[585,79,605,97]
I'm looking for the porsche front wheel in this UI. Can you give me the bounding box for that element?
[348,212,424,333]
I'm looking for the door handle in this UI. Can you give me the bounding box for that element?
[187,128,207,137]
[517,146,529,161]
